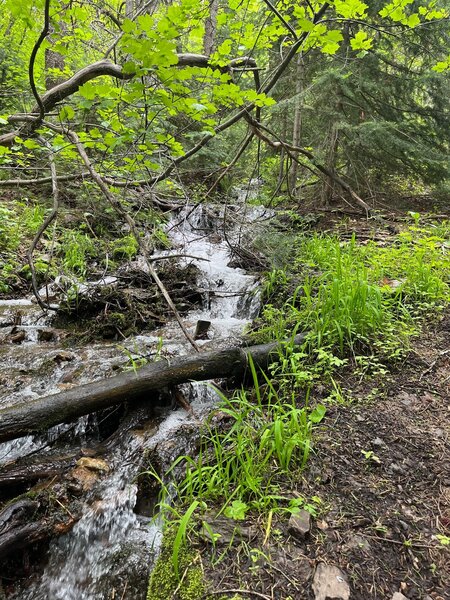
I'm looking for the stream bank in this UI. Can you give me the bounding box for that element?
[145,206,449,600]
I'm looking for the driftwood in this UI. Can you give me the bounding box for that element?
[0,451,80,487]
[0,335,306,444]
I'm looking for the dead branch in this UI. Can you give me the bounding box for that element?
[247,117,371,214]
[26,137,60,311]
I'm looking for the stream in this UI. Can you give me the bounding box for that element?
[0,199,269,599]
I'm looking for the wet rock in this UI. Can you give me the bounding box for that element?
[60,369,78,383]
[312,563,350,600]
[10,330,26,343]
[76,457,110,472]
[288,509,311,540]
[38,328,56,342]
[53,350,76,362]
[194,319,211,340]
[70,466,99,491]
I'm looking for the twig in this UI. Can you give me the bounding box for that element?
[0,172,87,187]
[261,0,298,39]
[149,254,210,263]
[119,580,128,600]
[206,590,271,599]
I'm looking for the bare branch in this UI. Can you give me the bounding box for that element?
[246,117,371,214]
[27,137,60,311]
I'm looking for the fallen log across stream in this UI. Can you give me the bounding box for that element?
[0,334,306,444]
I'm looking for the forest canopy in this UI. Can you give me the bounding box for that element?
[0,0,448,204]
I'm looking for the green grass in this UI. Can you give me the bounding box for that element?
[257,221,449,366]
[164,360,325,518]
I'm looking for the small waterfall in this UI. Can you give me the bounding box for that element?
[1,200,268,599]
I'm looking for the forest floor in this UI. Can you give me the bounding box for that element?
[157,202,450,600]
[194,310,449,600]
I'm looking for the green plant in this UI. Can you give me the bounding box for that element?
[436,534,450,546]
[258,222,449,379]
[111,234,138,260]
[162,356,325,518]
[361,450,381,464]
[60,230,96,277]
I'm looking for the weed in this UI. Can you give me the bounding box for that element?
[111,234,138,260]
[361,450,381,464]
[257,222,449,378]
[60,230,96,277]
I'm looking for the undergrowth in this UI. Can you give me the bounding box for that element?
[0,195,167,294]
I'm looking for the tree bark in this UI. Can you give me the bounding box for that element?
[203,0,219,55]
[0,335,306,444]
[288,53,304,194]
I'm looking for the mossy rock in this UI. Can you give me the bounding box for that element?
[147,533,207,600]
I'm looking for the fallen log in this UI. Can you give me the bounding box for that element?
[0,498,77,559]
[0,335,306,444]
[0,451,80,487]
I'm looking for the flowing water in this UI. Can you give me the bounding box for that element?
[0,201,270,599]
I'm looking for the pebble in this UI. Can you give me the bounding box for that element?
[372,437,386,448]
[391,593,409,600]
[312,563,350,600]
[288,509,311,540]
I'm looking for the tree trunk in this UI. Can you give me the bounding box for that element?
[0,335,306,444]
[203,0,219,55]
[288,53,304,194]
[320,119,339,207]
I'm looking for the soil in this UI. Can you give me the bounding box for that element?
[191,204,450,600]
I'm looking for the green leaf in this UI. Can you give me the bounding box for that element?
[309,404,326,424]
[406,12,420,27]
[23,139,40,149]
[121,18,135,33]
[59,105,75,120]
[224,500,249,521]
[433,56,450,72]
[350,31,373,51]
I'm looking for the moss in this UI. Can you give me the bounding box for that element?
[147,533,208,600]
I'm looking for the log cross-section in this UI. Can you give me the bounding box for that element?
[0,335,306,444]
